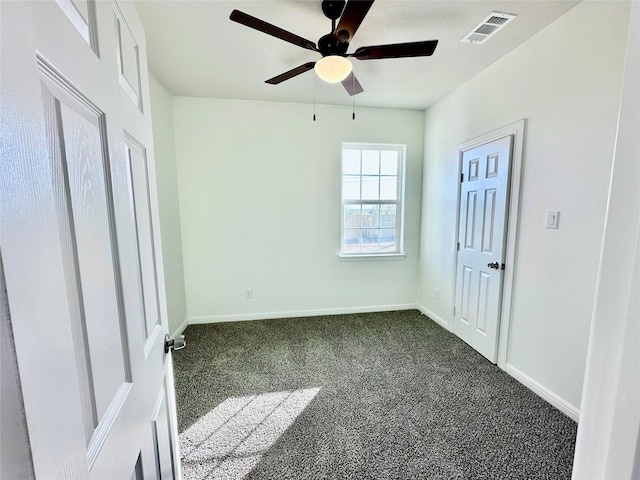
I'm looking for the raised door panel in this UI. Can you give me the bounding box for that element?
[152,384,177,479]
[114,2,142,110]
[463,190,478,250]
[57,101,129,416]
[481,188,497,254]
[467,157,480,182]
[477,272,491,335]
[54,0,98,52]
[124,135,161,348]
[40,66,135,467]
[486,153,499,178]
[460,266,474,325]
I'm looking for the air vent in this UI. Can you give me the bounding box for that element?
[486,15,509,25]
[461,12,516,44]
[475,24,499,35]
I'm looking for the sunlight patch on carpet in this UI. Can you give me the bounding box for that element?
[180,388,321,479]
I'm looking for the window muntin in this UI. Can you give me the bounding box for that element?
[341,144,405,255]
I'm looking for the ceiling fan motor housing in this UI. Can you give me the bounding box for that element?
[318,33,348,56]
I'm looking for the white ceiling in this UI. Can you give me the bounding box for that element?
[136,0,580,110]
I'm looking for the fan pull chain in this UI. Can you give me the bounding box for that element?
[352,75,356,120]
[313,74,317,121]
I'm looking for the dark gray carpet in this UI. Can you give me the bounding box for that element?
[173,310,577,479]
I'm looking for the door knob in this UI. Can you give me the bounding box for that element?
[487,262,500,270]
[164,334,186,354]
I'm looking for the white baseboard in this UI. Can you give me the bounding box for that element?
[505,363,580,421]
[171,318,189,337]
[416,304,451,331]
[187,303,419,325]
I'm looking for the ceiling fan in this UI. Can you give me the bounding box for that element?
[230,0,438,96]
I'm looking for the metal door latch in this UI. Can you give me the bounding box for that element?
[164,334,186,354]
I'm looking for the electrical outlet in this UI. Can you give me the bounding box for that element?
[245,288,253,299]
[434,289,440,300]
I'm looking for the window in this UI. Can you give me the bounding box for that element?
[341,143,405,256]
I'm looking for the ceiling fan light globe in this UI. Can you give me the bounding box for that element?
[314,55,352,83]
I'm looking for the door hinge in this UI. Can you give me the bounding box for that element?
[457,242,460,251]
[460,173,464,182]
[453,306,456,315]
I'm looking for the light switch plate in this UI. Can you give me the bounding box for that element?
[546,211,559,229]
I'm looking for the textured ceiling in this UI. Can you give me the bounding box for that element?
[136,0,580,110]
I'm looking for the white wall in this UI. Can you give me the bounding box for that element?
[418,0,630,414]
[573,2,640,477]
[172,98,424,322]
[149,75,188,336]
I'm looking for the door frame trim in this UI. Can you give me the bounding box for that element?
[451,119,526,368]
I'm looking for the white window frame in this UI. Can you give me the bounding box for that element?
[340,143,406,260]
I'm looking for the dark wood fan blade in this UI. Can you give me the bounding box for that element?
[230,10,318,51]
[265,62,316,84]
[341,72,364,96]
[352,40,438,60]
[334,0,374,43]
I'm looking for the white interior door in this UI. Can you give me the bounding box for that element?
[453,136,513,363]
[1,1,179,478]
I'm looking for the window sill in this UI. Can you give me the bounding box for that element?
[338,253,407,262]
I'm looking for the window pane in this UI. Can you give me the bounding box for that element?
[342,176,360,200]
[379,228,396,252]
[343,205,361,228]
[380,176,397,200]
[380,204,396,227]
[362,150,380,175]
[343,149,361,174]
[361,205,379,228]
[343,229,361,254]
[361,229,379,253]
[341,144,404,256]
[361,176,379,200]
[380,151,398,175]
